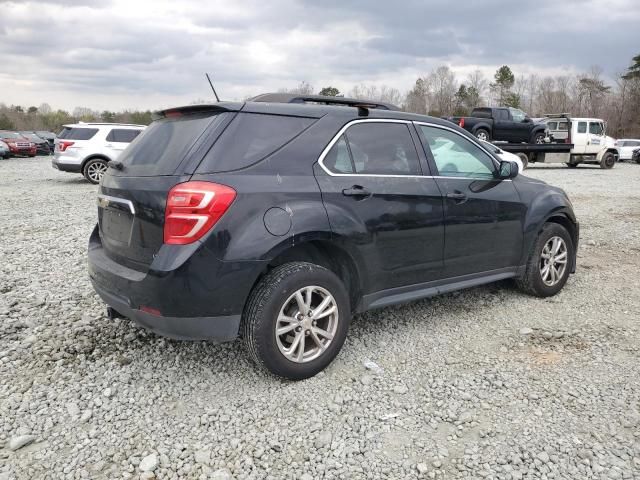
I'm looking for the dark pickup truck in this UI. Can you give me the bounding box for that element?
[448,107,547,144]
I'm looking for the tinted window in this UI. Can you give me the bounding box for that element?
[509,108,526,122]
[419,125,495,178]
[199,113,315,173]
[471,108,491,118]
[58,127,98,140]
[341,122,420,175]
[589,122,604,135]
[117,113,226,176]
[323,135,354,173]
[547,121,558,130]
[106,129,142,143]
[558,121,568,130]
[577,122,587,133]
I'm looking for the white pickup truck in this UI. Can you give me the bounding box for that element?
[497,114,619,169]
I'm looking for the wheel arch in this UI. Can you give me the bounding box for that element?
[255,239,363,313]
[81,154,112,172]
[541,211,579,273]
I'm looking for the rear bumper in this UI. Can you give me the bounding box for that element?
[87,225,264,341]
[91,279,241,341]
[52,158,82,172]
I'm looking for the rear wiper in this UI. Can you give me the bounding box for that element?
[109,160,124,171]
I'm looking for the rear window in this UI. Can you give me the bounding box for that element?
[106,129,142,143]
[116,113,225,177]
[197,113,315,173]
[58,127,99,140]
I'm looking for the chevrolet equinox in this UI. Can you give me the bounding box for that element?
[88,94,579,380]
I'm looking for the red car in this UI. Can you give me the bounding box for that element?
[0,131,37,157]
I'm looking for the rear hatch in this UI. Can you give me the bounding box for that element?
[97,106,237,271]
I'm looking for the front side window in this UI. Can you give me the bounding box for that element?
[509,108,526,122]
[419,125,496,178]
[547,121,558,130]
[558,121,569,131]
[323,122,421,175]
[577,122,587,134]
[588,122,604,135]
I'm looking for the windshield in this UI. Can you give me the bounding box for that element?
[0,132,23,139]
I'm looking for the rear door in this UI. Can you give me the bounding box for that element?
[315,120,445,293]
[508,108,531,143]
[104,128,142,160]
[492,108,513,141]
[416,123,525,278]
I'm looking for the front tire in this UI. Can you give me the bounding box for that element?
[599,152,615,169]
[517,223,573,297]
[242,262,350,380]
[83,158,108,184]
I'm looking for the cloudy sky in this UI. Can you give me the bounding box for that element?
[1,0,639,111]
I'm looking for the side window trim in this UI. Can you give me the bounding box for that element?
[317,119,424,178]
[413,121,501,177]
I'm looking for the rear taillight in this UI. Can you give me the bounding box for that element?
[58,141,75,152]
[164,181,236,245]
[458,118,465,128]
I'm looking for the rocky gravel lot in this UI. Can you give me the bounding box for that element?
[1,157,639,480]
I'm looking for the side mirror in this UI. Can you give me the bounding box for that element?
[497,160,518,179]
[523,117,532,123]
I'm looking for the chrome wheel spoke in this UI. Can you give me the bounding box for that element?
[275,285,339,363]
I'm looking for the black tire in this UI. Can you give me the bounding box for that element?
[83,158,108,184]
[532,132,546,144]
[242,262,351,380]
[516,223,574,297]
[516,152,529,169]
[566,162,579,168]
[475,129,490,142]
[599,152,615,169]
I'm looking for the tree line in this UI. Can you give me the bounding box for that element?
[2,53,639,137]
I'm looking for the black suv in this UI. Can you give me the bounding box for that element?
[88,94,579,380]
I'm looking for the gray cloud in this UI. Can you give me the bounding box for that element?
[0,0,638,110]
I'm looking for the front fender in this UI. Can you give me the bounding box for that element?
[597,148,618,161]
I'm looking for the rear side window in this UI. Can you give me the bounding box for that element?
[117,113,226,176]
[558,121,568,130]
[577,122,587,133]
[106,129,141,143]
[323,122,421,175]
[547,121,558,130]
[198,113,315,173]
[58,127,98,140]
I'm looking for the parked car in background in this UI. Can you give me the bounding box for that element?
[53,123,145,183]
[19,131,51,155]
[88,93,579,380]
[615,139,640,161]
[0,131,37,157]
[479,139,525,172]
[447,107,548,144]
[632,148,640,164]
[30,131,57,151]
[0,140,10,159]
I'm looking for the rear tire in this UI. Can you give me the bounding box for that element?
[517,223,573,297]
[242,262,350,380]
[532,132,546,144]
[475,129,490,142]
[83,158,108,184]
[599,152,615,169]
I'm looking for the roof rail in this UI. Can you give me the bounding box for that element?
[543,113,571,118]
[248,93,400,112]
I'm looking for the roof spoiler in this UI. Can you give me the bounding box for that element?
[153,104,235,121]
[248,93,400,114]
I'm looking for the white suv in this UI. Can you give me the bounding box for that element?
[52,123,145,183]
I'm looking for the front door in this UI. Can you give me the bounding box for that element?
[416,124,526,278]
[586,121,605,155]
[315,120,445,294]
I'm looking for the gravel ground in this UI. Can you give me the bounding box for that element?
[1,157,639,480]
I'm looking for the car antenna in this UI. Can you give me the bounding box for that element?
[205,73,220,102]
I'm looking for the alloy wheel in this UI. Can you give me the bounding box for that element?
[275,286,339,363]
[87,161,108,183]
[540,236,568,286]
